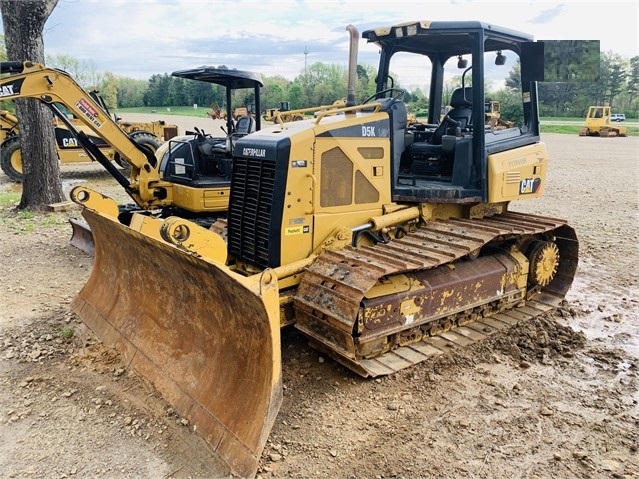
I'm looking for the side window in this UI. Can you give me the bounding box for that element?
[386,52,432,121]
[482,49,524,130]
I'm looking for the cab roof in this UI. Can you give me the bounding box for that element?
[362,20,534,55]
[171,66,263,89]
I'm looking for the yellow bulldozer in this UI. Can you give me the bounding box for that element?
[484,100,514,129]
[0,90,178,182]
[1,21,590,478]
[262,101,305,123]
[579,105,628,137]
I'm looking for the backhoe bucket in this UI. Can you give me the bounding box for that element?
[70,208,282,479]
[69,217,94,255]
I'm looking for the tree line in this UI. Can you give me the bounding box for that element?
[2,34,638,120]
[0,0,637,214]
[53,51,639,121]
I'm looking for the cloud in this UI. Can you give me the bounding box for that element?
[2,0,637,81]
[527,4,567,24]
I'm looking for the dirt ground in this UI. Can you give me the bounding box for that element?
[0,119,638,479]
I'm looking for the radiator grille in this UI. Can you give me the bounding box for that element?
[228,157,276,268]
[320,147,353,207]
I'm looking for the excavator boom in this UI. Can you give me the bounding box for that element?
[0,61,172,207]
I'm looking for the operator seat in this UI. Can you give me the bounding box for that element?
[213,115,256,155]
[234,115,256,135]
[429,87,473,146]
[407,87,473,175]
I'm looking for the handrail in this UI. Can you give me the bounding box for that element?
[271,101,383,126]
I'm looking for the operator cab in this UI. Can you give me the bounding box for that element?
[363,21,542,203]
[160,67,263,188]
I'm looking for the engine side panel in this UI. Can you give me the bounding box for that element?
[487,142,548,202]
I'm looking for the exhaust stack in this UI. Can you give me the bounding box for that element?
[345,24,359,108]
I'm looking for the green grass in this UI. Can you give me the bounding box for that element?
[541,124,638,136]
[60,326,75,339]
[0,192,21,207]
[0,194,72,234]
[540,116,584,123]
[117,105,210,117]
[1,211,69,234]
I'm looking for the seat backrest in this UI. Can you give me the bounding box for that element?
[450,87,472,109]
[448,87,473,128]
[235,116,255,135]
[428,87,473,145]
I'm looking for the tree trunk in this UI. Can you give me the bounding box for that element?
[0,0,64,210]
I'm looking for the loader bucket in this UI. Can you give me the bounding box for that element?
[70,208,282,479]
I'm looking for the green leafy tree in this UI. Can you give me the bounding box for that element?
[97,72,118,110]
[46,53,101,89]
[604,51,628,108]
[308,62,348,106]
[355,64,377,102]
[408,87,428,114]
[627,56,639,116]
[261,75,290,109]
[116,77,148,108]
[286,82,304,109]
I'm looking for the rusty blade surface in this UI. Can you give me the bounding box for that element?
[71,208,282,479]
[68,218,94,256]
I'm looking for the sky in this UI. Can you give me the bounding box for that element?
[1,0,638,87]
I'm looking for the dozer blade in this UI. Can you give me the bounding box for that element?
[70,207,282,479]
[68,217,94,255]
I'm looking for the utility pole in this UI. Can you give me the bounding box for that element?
[304,45,310,105]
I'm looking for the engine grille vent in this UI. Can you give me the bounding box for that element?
[227,157,276,268]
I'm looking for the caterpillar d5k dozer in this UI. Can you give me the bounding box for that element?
[2,22,593,478]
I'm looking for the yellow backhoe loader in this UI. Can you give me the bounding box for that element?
[0,62,263,252]
[0,108,19,140]
[579,105,627,137]
[0,62,263,251]
[88,89,179,142]
[262,101,305,123]
[0,90,177,182]
[1,21,591,478]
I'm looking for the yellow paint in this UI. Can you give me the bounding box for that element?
[365,275,415,299]
[487,143,548,203]
[171,184,230,213]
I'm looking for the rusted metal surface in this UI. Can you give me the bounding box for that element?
[71,208,282,479]
[68,218,94,255]
[294,212,578,377]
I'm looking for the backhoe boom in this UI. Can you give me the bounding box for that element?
[0,61,173,208]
